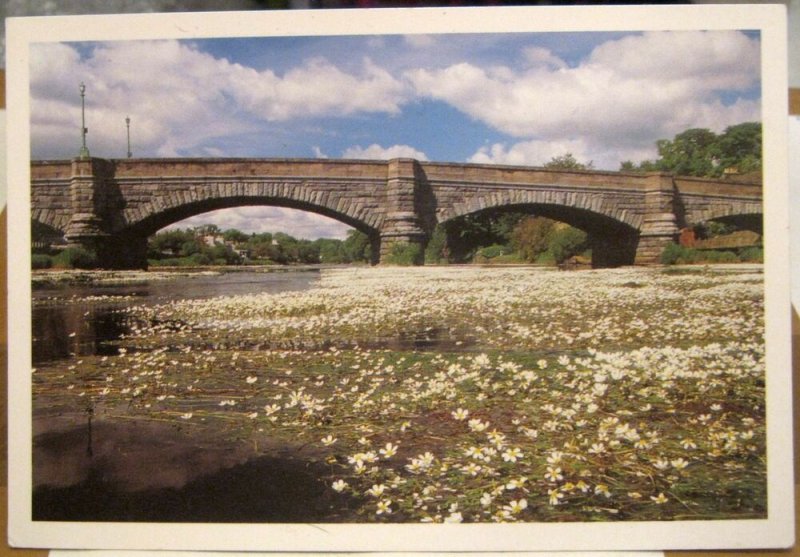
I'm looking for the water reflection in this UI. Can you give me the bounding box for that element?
[32,270,322,363]
[32,304,128,363]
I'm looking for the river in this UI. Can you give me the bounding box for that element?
[32,269,323,363]
[32,268,363,522]
[29,264,767,524]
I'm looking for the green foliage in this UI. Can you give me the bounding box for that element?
[148,225,368,266]
[223,228,249,243]
[52,247,98,269]
[511,216,556,262]
[738,246,763,262]
[661,242,756,265]
[547,227,588,264]
[424,225,449,264]
[715,122,762,175]
[341,230,372,263]
[384,242,423,266]
[475,244,511,261]
[444,210,526,263]
[693,221,735,239]
[656,128,718,177]
[660,243,687,265]
[543,153,594,170]
[621,122,762,178]
[31,253,53,269]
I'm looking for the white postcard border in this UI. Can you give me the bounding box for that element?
[6,5,793,552]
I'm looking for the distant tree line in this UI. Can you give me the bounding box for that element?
[147,224,372,267]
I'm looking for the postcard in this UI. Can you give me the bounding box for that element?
[6,5,793,552]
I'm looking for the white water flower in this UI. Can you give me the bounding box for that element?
[451,408,469,420]
[321,435,337,446]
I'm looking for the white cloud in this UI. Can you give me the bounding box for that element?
[468,138,657,170]
[470,138,593,167]
[403,34,436,49]
[408,30,760,169]
[342,143,428,160]
[167,207,352,240]
[29,41,410,159]
[522,46,567,70]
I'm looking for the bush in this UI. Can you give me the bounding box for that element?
[739,246,763,262]
[31,254,53,269]
[424,226,449,264]
[476,244,510,260]
[548,227,588,264]
[662,243,748,265]
[703,250,738,263]
[384,242,423,266]
[52,247,98,269]
[660,243,688,265]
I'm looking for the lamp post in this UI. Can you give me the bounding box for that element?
[78,82,90,159]
[126,116,132,158]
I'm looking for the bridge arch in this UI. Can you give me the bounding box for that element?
[688,204,763,235]
[437,200,641,268]
[436,187,642,230]
[119,179,384,237]
[105,193,382,269]
[121,195,380,239]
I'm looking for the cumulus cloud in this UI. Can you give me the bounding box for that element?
[168,207,352,240]
[30,41,410,159]
[470,138,592,167]
[342,143,429,160]
[408,30,760,169]
[522,46,567,70]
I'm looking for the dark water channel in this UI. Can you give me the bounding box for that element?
[32,268,367,522]
[32,269,322,363]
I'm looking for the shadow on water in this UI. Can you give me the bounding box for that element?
[33,419,361,523]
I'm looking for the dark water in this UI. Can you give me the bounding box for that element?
[31,268,477,522]
[32,269,322,363]
[32,268,367,522]
[33,419,360,522]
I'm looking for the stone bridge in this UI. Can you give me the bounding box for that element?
[30,157,762,269]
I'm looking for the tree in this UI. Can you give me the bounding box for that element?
[342,230,372,263]
[714,122,761,175]
[315,238,348,264]
[223,228,249,244]
[424,225,449,264]
[179,238,202,257]
[544,153,594,171]
[194,224,221,236]
[511,216,556,262]
[548,226,588,264]
[444,209,527,262]
[620,159,658,173]
[620,122,762,178]
[654,128,718,177]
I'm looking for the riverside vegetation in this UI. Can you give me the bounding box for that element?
[32,265,766,523]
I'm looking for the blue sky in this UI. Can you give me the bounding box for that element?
[29,30,761,239]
